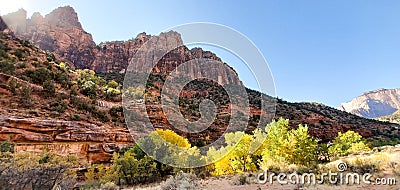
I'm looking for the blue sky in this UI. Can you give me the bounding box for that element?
[1,0,400,107]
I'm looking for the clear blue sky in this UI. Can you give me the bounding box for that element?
[2,0,400,107]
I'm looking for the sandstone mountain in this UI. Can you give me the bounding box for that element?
[1,6,399,164]
[1,6,241,86]
[338,88,400,118]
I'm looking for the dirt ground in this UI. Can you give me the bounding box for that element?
[132,174,399,190]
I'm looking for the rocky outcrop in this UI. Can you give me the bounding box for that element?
[1,7,242,86]
[88,32,150,73]
[0,116,133,163]
[2,6,97,69]
[339,88,400,118]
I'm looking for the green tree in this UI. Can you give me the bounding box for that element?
[259,118,318,169]
[260,118,291,169]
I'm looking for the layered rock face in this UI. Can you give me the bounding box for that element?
[339,88,400,118]
[1,7,242,86]
[0,116,132,163]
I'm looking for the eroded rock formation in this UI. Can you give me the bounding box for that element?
[1,7,242,86]
[0,115,132,163]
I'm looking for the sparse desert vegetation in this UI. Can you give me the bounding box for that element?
[1,4,400,190]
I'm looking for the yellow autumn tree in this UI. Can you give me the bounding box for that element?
[156,129,191,148]
[137,129,204,168]
[328,130,370,158]
[207,131,258,175]
[259,118,318,169]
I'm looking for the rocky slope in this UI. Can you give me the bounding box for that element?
[0,30,132,163]
[376,110,400,124]
[339,88,400,118]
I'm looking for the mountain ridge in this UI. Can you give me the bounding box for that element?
[1,6,242,86]
[338,88,400,118]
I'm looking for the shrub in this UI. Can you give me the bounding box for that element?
[94,110,109,122]
[160,172,198,190]
[349,158,379,174]
[54,72,69,87]
[233,174,248,185]
[0,49,9,60]
[18,86,33,108]
[12,48,26,60]
[56,62,70,71]
[46,50,56,62]
[0,60,15,75]
[77,69,106,86]
[156,129,191,148]
[107,80,119,89]
[0,152,79,190]
[70,114,81,121]
[7,78,19,94]
[0,139,14,153]
[49,99,67,113]
[41,80,56,98]
[99,182,119,190]
[85,164,106,183]
[81,80,97,98]
[123,87,144,99]
[23,68,53,84]
[109,106,123,117]
[16,63,26,69]
[0,40,10,51]
[104,87,121,101]
[104,151,160,186]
